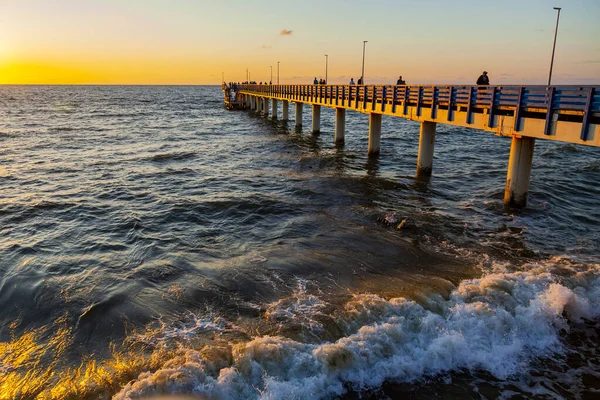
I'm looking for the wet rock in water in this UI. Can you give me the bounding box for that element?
[378,212,399,226]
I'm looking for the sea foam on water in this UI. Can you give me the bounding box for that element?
[113,257,600,399]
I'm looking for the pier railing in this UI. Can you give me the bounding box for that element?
[239,84,599,142]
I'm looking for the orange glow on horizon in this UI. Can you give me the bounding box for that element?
[0,57,226,85]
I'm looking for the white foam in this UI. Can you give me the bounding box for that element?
[113,259,600,400]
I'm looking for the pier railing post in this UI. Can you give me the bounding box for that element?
[368,113,382,155]
[416,121,437,176]
[334,108,346,143]
[282,100,289,121]
[312,104,321,134]
[504,136,535,208]
[295,102,303,128]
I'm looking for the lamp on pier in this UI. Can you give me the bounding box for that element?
[361,41,368,84]
[548,7,561,86]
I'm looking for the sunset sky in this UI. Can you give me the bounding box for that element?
[0,0,598,85]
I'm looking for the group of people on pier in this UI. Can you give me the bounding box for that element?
[226,70,490,88]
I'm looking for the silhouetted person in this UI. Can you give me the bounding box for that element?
[357,77,363,85]
[476,71,490,85]
[314,77,318,84]
[396,76,405,85]
[349,78,355,85]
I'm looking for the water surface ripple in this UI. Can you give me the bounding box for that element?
[0,85,599,399]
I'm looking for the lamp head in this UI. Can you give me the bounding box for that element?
[553,7,561,10]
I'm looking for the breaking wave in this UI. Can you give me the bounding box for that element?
[112,257,600,399]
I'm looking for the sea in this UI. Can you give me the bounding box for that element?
[0,85,599,399]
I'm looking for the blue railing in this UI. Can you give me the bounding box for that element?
[239,84,599,140]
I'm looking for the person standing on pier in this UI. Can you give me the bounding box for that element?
[397,76,406,85]
[349,78,355,85]
[476,71,490,85]
[314,77,318,84]
[357,76,363,85]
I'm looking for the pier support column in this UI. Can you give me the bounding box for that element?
[295,102,303,128]
[312,105,321,134]
[271,98,278,120]
[368,113,382,155]
[504,136,535,208]
[282,101,289,121]
[263,98,269,117]
[251,96,257,111]
[416,121,437,176]
[334,108,346,143]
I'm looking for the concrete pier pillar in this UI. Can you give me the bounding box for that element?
[334,108,346,143]
[271,98,278,120]
[416,121,437,176]
[245,95,251,109]
[368,113,382,155]
[295,102,303,128]
[251,96,257,111]
[504,136,535,208]
[282,100,289,121]
[312,105,321,134]
[263,98,269,117]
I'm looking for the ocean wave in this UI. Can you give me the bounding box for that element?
[147,151,198,163]
[112,257,600,399]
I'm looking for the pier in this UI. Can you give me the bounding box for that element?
[225,84,600,208]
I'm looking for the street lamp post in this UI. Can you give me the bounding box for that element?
[270,66,273,84]
[277,61,280,84]
[325,54,328,84]
[548,7,561,86]
[361,41,368,84]
[246,68,248,83]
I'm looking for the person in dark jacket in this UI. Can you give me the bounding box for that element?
[476,71,490,85]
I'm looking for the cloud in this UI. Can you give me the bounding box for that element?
[261,45,272,49]
[280,29,293,36]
